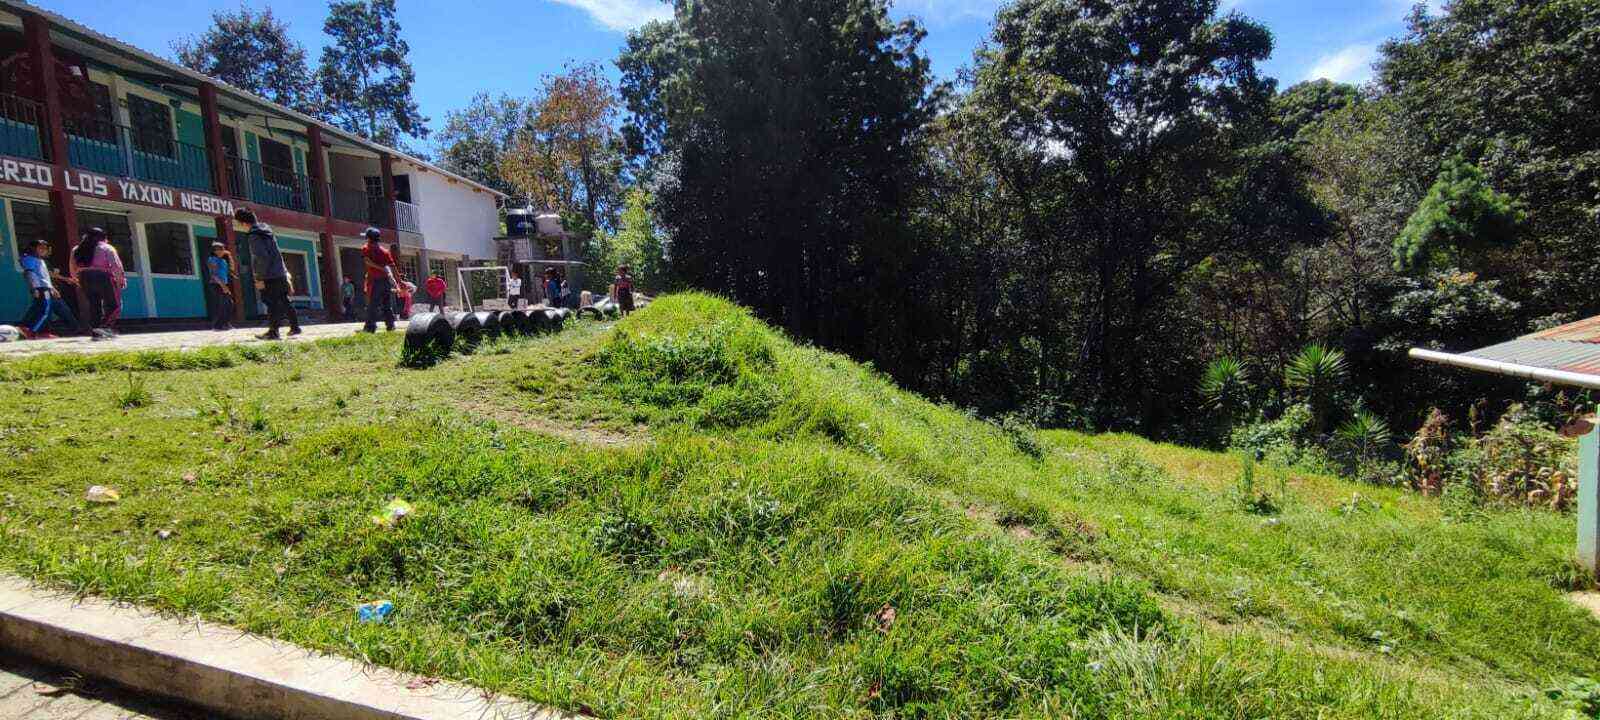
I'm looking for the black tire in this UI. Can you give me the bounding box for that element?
[540,309,564,333]
[578,306,602,320]
[473,311,502,338]
[447,312,483,350]
[503,310,530,336]
[403,312,455,358]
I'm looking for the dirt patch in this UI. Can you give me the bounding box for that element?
[454,398,644,447]
[1569,592,1600,622]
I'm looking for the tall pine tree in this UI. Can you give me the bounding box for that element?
[316,0,428,148]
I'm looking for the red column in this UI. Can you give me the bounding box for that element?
[379,151,398,231]
[305,124,342,320]
[199,82,244,322]
[23,13,77,275]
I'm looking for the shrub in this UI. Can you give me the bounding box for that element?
[1468,406,1578,509]
[1403,408,1454,495]
[1228,403,1329,471]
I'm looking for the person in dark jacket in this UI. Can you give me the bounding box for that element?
[234,207,301,340]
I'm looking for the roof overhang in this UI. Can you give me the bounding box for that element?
[1411,315,1600,391]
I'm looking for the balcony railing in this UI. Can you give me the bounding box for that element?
[227,154,318,215]
[0,93,46,160]
[329,183,386,226]
[394,199,421,234]
[66,119,213,193]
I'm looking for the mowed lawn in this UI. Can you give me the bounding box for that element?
[0,295,1595,719]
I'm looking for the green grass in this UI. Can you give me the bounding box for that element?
[0,294,1594,718]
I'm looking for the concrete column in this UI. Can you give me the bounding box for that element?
[305,125,341,320]
[199,83,244,322]
[1580,422,1600,575]
[23,13,77,275]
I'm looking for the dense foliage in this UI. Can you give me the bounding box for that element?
[598,0,1599,455]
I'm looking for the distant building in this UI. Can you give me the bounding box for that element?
[0,1,505,323]
[496,209,585,301]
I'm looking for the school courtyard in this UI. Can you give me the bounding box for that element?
[0,320,369,356]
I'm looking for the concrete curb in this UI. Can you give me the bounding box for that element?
[0,578,563,720]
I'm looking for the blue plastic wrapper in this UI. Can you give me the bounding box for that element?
[357,600,394,623]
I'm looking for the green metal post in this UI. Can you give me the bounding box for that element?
[1580,422,1600,575]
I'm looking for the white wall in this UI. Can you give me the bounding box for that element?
[412,168,500,260]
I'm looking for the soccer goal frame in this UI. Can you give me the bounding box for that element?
[456,265,513,312]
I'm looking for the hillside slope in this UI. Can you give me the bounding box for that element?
[0,294,1592,718]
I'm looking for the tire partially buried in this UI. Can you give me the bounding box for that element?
[473,311,502,339]
[500,309,527,336]
[447,311,483,350]
[404,312,455,357]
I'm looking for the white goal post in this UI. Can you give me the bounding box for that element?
[457,265,513,312]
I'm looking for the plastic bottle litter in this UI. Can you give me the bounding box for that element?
[369,499,414,528]
[84,485,121,504]
[357,600,394,623]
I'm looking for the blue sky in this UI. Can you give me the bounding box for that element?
[36,0,1441,147]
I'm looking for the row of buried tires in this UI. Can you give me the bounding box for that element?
[404,307,575,357]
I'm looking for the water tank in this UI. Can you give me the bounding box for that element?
[506,208,535,237]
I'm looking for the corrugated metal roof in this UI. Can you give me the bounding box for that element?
[1413,314,1600,387]
[1528,315,1600,343]
[1463,338,1600,376]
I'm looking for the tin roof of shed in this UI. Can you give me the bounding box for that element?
[1411,315,1600,390]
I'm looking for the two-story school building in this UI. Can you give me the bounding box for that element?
[0,1,505,325]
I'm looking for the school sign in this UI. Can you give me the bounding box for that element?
[0,155,235,217]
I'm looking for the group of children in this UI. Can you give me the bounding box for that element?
[15,227,131,340]
[13,213,640,341]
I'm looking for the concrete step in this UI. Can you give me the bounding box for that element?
[0,577,561,720]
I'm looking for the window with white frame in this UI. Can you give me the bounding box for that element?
[143,222,194,276]
[281,250,312,298]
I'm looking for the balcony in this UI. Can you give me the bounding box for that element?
[0,93,45,160]
[226,154,318,215]
[394,199,421,234]
[330,183,386,226]
[66,118,213,193]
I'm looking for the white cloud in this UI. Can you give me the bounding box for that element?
[547,0,671,32]
[1304,43,1378,84]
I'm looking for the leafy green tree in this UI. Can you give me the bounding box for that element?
[1273,79,1360,141]
[434,93,529,202]
[603,189,665,292]
[1379,0,1599,318]
[618,0,937,350]
[955,0,1316,430]
[1392,158,1522,273]
[316,0,428,147]
[173,7,316,113]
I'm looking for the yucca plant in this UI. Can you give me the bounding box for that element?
[1336,407,1393,461]
[1199,356,1252,434]
[1285,343,1349,434]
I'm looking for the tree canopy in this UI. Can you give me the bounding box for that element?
[173,6,316,113]
[317,0,428,148]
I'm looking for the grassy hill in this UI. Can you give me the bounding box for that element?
[0,294,1595,718]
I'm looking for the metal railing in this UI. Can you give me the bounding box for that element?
[227,154,318,214]
[329,183,386,226]
[0,92,46,160]
[65,118,214,192]
[394,199,421,233]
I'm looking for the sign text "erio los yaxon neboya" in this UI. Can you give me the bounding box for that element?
[0,155,235,216]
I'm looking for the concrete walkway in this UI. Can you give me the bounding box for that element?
[0,654,207,719]
[0,321,379,358]
[0,578,556,720]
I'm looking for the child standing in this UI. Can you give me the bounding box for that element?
[18,240,79,339]
[205,242,235,331]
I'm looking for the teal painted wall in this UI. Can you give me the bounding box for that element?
[276,234,323,310]
[0,198,27,323]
